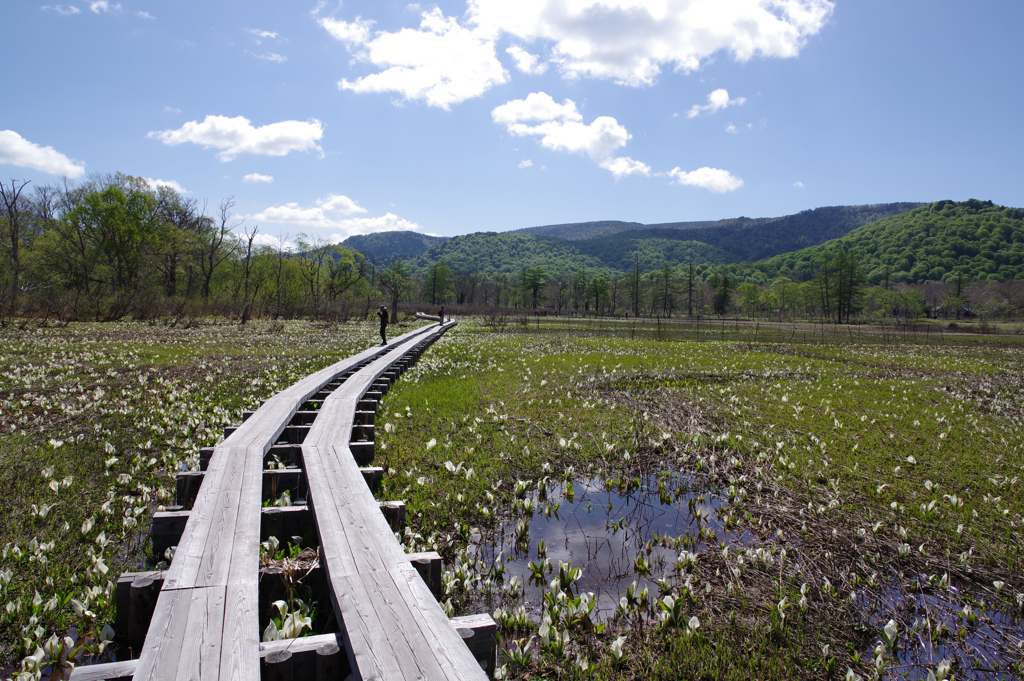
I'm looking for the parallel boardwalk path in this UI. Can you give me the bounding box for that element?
[71,321,495,681]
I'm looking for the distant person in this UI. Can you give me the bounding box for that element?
[376,305,389,345]
[438,305,445,325]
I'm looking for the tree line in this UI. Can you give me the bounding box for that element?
[2,175,1022,325]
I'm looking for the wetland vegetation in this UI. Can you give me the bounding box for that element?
[0,317,1021,680]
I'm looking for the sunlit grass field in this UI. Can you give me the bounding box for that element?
[0,317,1021,680]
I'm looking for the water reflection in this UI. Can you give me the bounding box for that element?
[477,471,754,618]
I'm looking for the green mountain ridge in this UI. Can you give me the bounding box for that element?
[341,201,1024,286]
[733,199,1024,285]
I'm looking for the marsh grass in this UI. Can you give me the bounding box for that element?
[0,319,391,677]
[377,320,1023,680]
[0,316,1020,680]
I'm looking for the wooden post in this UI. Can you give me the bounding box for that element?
[127,575,160,652]
[264,649,294,681]
[315,642,345,681]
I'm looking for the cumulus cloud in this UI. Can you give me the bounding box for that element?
[325,8,508,109]
[793,181,805,188]
[136,11,154,19]
[243,173,274,183]
[88,0,120,13]
[599,156,652,180]
[666,166,743,193]
[42,5,81,16]
[687,88,745,118]
[0,130,85,177]
[320,0,831,107]
[492,92,628,161]
[248,194,421,237]
[145,177,189,193]
[319,16,374,46]
[518,159,533,168]
[471,0,834,86]
[148,115,323,162]
[506,45,547,75]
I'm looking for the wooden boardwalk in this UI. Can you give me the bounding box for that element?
[71,321,495,681]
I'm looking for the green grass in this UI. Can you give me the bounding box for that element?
[377,320,1024,680]
[0,317,1021,679]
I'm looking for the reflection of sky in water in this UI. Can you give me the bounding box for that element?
[477,473,754,618]
[859,582,1024,680]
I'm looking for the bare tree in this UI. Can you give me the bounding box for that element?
[200,198,239,300]
[0,179,31,315]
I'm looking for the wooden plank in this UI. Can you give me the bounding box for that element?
[134,324,444,681]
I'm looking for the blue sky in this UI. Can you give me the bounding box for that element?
[2,0,1023,245]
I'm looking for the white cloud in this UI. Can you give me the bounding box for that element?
[326,8,508,109]
[319,0,831,109]
[136,11,154,19]
[243,173,274,184]
[725,118,766,134]
[148,115,323,162]
[248,194,421,238]
[599,156,651,180]
[506,45,548,75]
[0,130,85,177]
[88,0,120,14]
[145,177,189,194]
[470,0,834,86]
[666,166,743,193]
[687,88,745,118]
[493,92,630,162]
[327,213,423,239]
[793,181,805,188]
[246,28,279,42]
[163,106,181,114]
[492,91,581,125]
[248,51,287,63]
[319,16,374,46]
[42,5,81,16]
[518,159,533,168]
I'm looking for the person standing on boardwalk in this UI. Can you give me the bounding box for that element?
[376,305,389,344]
[438,305,445,326]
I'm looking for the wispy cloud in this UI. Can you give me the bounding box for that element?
[518,159,533,169]
[136,10,154,19]
[247,51,287,63]
[42,5,81,16]
[0,130,85,177]
[243,173,274,183]
[163,106,181,114]
[88,0,120,14]
[794,181,805,188]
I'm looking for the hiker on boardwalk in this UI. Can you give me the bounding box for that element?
[438,305,445,326]
[376,305,389,344]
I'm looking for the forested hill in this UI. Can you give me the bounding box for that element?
[516,203,923,242]
[342,231,448,266]
[734,199,1024,284]
[391,202,925,277]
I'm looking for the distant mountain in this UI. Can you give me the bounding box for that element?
[342,231,448,266]
[340,202,937,278]
[515,203,923,243]
[514,219,712,240]
[393,203,925,276]
[736,200,1024,284]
